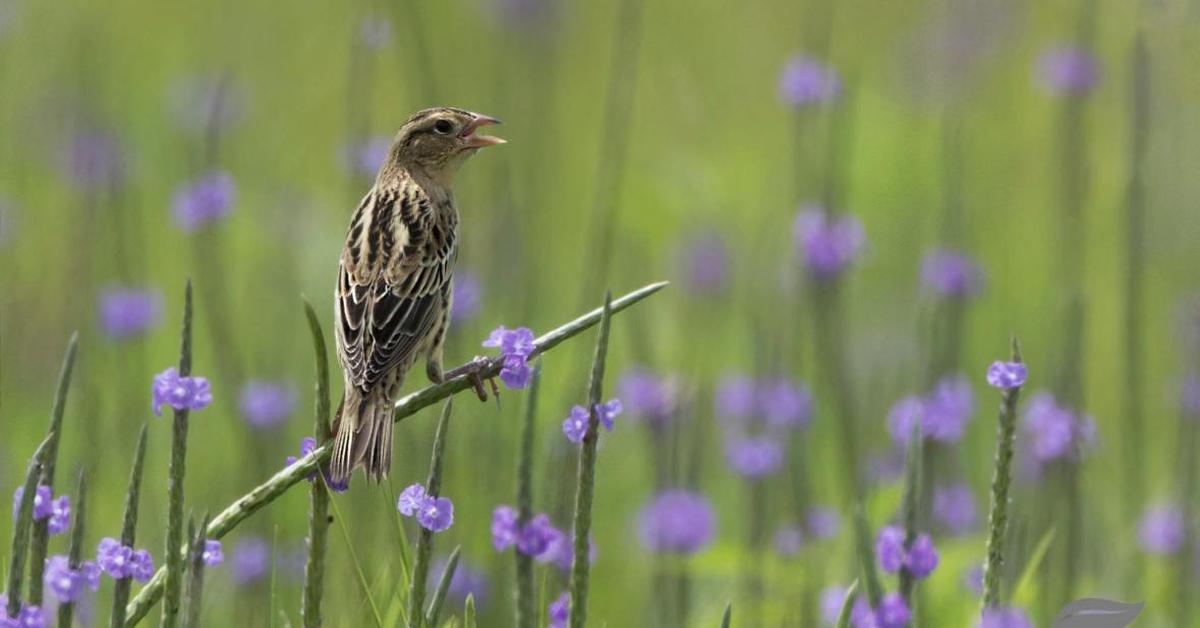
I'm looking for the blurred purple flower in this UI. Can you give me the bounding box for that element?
[618,369,677,425]
[933,483,978,535]
[500,355,532,389]
[129,549,154,582]
[779,55,841,107]
[450,271,482,323]
[48,495,70,535]
[679,231,729,296]
[62,130,122,189]
[875,525,906,573]
[398,484,428,517]
[516,514,558,557]
[637,490,715,555]
[1037,46,1100,94]
[347,135,392,178]
[852,594,910,628]
[152,367,212,416]
[96,538,133,579]
[715,374,757,421]
[964,564,984,595]
[821,586,848,625]
[562,405,590,443]
[202,539,224,566]
[417,496,454,532]
[887,396,925,445]
[173,170,235,231]
[1182,374,1200,417]
[238,381,296,429]
[920,249,984,298]
[491,505,519,550]
[889,375,974,445]
[1022,392,1095,462]
[595,399,622,431]
[285,436,347,492]
[987,361,1027,389]
[725,437,784,479]
[98,288,163,340]
[0,595,46,628]
[793,208,865,280]
[358,16,393,49]
[429,555,489,607]
[773,524,804,557]
[807,506,841,540]
[12,485,52,522]
[759,378,813,429]
[44,555,99,602]
[979,607,1033,628]
[231,537,271,584]
[1138,504,1185,556]
[548,591,569,628]
[167,75,245,135]
[906,534,939,578]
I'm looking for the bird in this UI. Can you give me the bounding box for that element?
[331,107,505,484]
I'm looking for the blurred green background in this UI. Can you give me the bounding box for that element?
[2,0,1200,625]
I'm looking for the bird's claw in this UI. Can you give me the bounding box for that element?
[447,355,499,403]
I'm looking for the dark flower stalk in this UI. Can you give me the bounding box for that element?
[424,545,461,628]
[123,281,665,624]
[109,423,149,627]
[567,293,613,628]
[181,514,211,628]
[28,332,79,606]
[6,435,54,619]
[515,363,542,628]
[898,425,924,604]
[301,298,333,628]
[57,470,87,628]
[161,281,194,628]
[981,341,1026,611]
[408,400,454,627]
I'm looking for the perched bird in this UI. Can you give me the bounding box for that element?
[332,107,505,483]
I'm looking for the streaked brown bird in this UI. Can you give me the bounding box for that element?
[331,107,505,483]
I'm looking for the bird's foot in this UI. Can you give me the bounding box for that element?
[445,355,500,403]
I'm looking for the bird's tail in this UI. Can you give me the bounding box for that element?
[330,387,394,484]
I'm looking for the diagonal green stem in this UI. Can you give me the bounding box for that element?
[6,434,54,618]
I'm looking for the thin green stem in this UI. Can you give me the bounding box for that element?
[57,471,87,628]
[5,434,54,618]
[409,401,454,628]
[301,297,333,628]
[834,580,860,628]
[898,426,924,604]
[981,339,1025,611]
[181,513,211,628]
[853,507,883,609]
[109,424,148,628]
[515,364,542,628]
[161,280,194,628]
[424,545,460,627]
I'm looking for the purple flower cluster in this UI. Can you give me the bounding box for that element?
[98,287,163,339]
[793,208,865,281]
[933,483,978,536]
[173,170,235,231]
[920,249,985,298]
[96,538,155,582]
[618,369,678,425]
[285,437,350,493]
[562,399,622,443]
[0,594,44,628]
[152,367,212,416]
[1037,46,1100,94]
[979,607,1033,628]
[679,231,729,296]
[778,55,841,107]
[483,326,535,388]
[1021,392,1096,463]
[548,591,570,628]
[715,374,813,429]
[11,486,70,535]
[43,555,100,603]
[850,593,911,628]
[450,271,482,323]
[636,490,715,555]
[887,374,975,445]
[230,537,271,584]
[397,484,454,532]
[491,506,588,570]
[239,381,296,429]
[725,437,784,479]
[986,361,1027,390]
[201,540,224,566]
[876,525,939,578]
[62,130,122,190]
[1138,504,1185,556]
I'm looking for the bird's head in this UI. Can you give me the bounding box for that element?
[386,107,505,179]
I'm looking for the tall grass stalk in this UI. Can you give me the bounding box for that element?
[424,545,461,627]
[720,601,732,628]
[301,298,333,628]
[28,332,79,605]
[408,400,454,628]
[981,340,1025,611]
[834,580,859,628]
[160,280,194,628]
[898,424,924,604]
[515,363,542,628]
[56,471,87,628]
[110,424,149,628]
[567,292,613,628]
[5,434,53,618]
[181,514,211,628]
[852,507,883,609]
[123,281,665,624]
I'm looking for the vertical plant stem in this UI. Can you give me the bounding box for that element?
[301,298,333,628]
[812,282,861,501]
[161,280,194,628]
[181,513,211,628]
[110,424,148,628]
[5,435,53,618]
[834,580,860,628]
[28,332,79,606]
[57,470,87,628]
[408,400,454,628]
[981,340,1025,611]
[424,545,460,628]
[852,507,883,609]
[898,426,924,604]
[515,363,542,628]
[567,292,614,628]
[720,601,732,628]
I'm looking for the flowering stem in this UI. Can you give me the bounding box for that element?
[898,425,924,605]
[424,545,461,628]
[181,514,210,628]
[981,339,1024,611]
[834,580,860,628]
[5,434,53,619]
[161,280,194,628]
[568,292,614,628]
[408,400,453,628]
[123,281,665,625]
[57,471,87,628]
[28,332,78,606]
[515,363,542,628]
[301,298,332,628]
[109,423,149,628]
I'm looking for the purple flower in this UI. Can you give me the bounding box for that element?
[637,490,715,555]
[1182,374,1200,417]
[905,534,939,578]
[238,381,296,428]
[0,600,46,628]
[618,369,677,424]
[920,249,985,298]
[129,549,154,582]
[964,564,984,595]
[98,288,163,339]
[1037,46,1100,94]
[758,378,813,429]
[62,130,122,190]
[202,539,224,566]
[889,376,974,445]
[594,399,622,431]
[537,527,570,568]
[1022,392,1095,462]
[151,367,213,416]
[450,272,482,323]
[725,437,784,479]
[491,505,519,551]
[778,55,841,107]
[715,375,757,421]
[96,538,133,579]
[807,506,841,540]
[793,208,865,280]
[548,591,570,628]
[47,495,70,535]
[979,607,1033,628]
[933,483,978,535]
[347,135,392,178]
[12,485,53,522]
[44,555,90,602]
[231,537,271,584]
[500,354,532,389]
[516,514,558,557]
[484,326,536,389]
[1138,504,1185,556]
[397,484,428,516]
[417,497,454,532]
[875,525,906,573]
[173,170,235,231]
[887,396,926,445]
[986,361,1027,389]
[875,593,911,628]
[821,586,849,625]
[773,525,804,557]
[562,405,590,443]
[679,231,729,295]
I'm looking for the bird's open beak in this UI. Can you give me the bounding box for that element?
[461,114,506,148]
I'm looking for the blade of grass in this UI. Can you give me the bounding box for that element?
[328,494,385,628]
[57,470,87,628]
[301,297,333,628]
[110,424,149,628]
[409,401,454,628]
[464,594,476,628]
[181,513,211,628]
[834,580,860,628]
[424,545,460,628]
[853,506,883,609]
[719,601,732,628]
[161,280,195,628]
[6,434,54,618]
[1011,527,1056,609]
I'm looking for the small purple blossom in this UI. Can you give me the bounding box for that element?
[562,405,590,443]
[44,555,99,602]
[231,537,271,584]
[151,367,212,416]
[96,538,133,579]
[202,539,224,566]
[905,534,939,578]
[397,484,428,516]
[548,591,570,628]
[793,208,865,280]
[987,361,1027,389]
[172,170,235,231]
[758,378,813,429]
[98,288,163,339]
[875,593,912,628]
[0,598,46,628]
[12,485,52,522]
[450,272,482,323]
[491,505,519,550]
[129,550,154,582]
[1138,504,1185,556]
[821,586,848,625]
[47,495,70,535]
[484,326,536,389]
[62,130,122,190]
[679,231,729,295]
[773,525,804,557]
[1022,392,1095,462]
[920,249,985,298]
[889,375,975,445]
[875,525,906,573]
[778,55,841,107]
[964,564,984,595]
[347,135,391,178]
[637,490,715,555]
[933,483,978,535]
[979,607,1033,628]
[238,381,296,428]
[1037,46,1100,94]
[417,496,454,532]
[516,514,558,557]
[595,399,622,431]
[725,438,784,479]
[807,506,841,540]
[715,375,757,421]
[618,369,677,424]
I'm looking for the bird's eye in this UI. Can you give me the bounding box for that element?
[433,119,455,135]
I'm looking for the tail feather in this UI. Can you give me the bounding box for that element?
[330,388,395,484]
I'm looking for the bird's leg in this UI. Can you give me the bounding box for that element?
[443,355,499,403]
